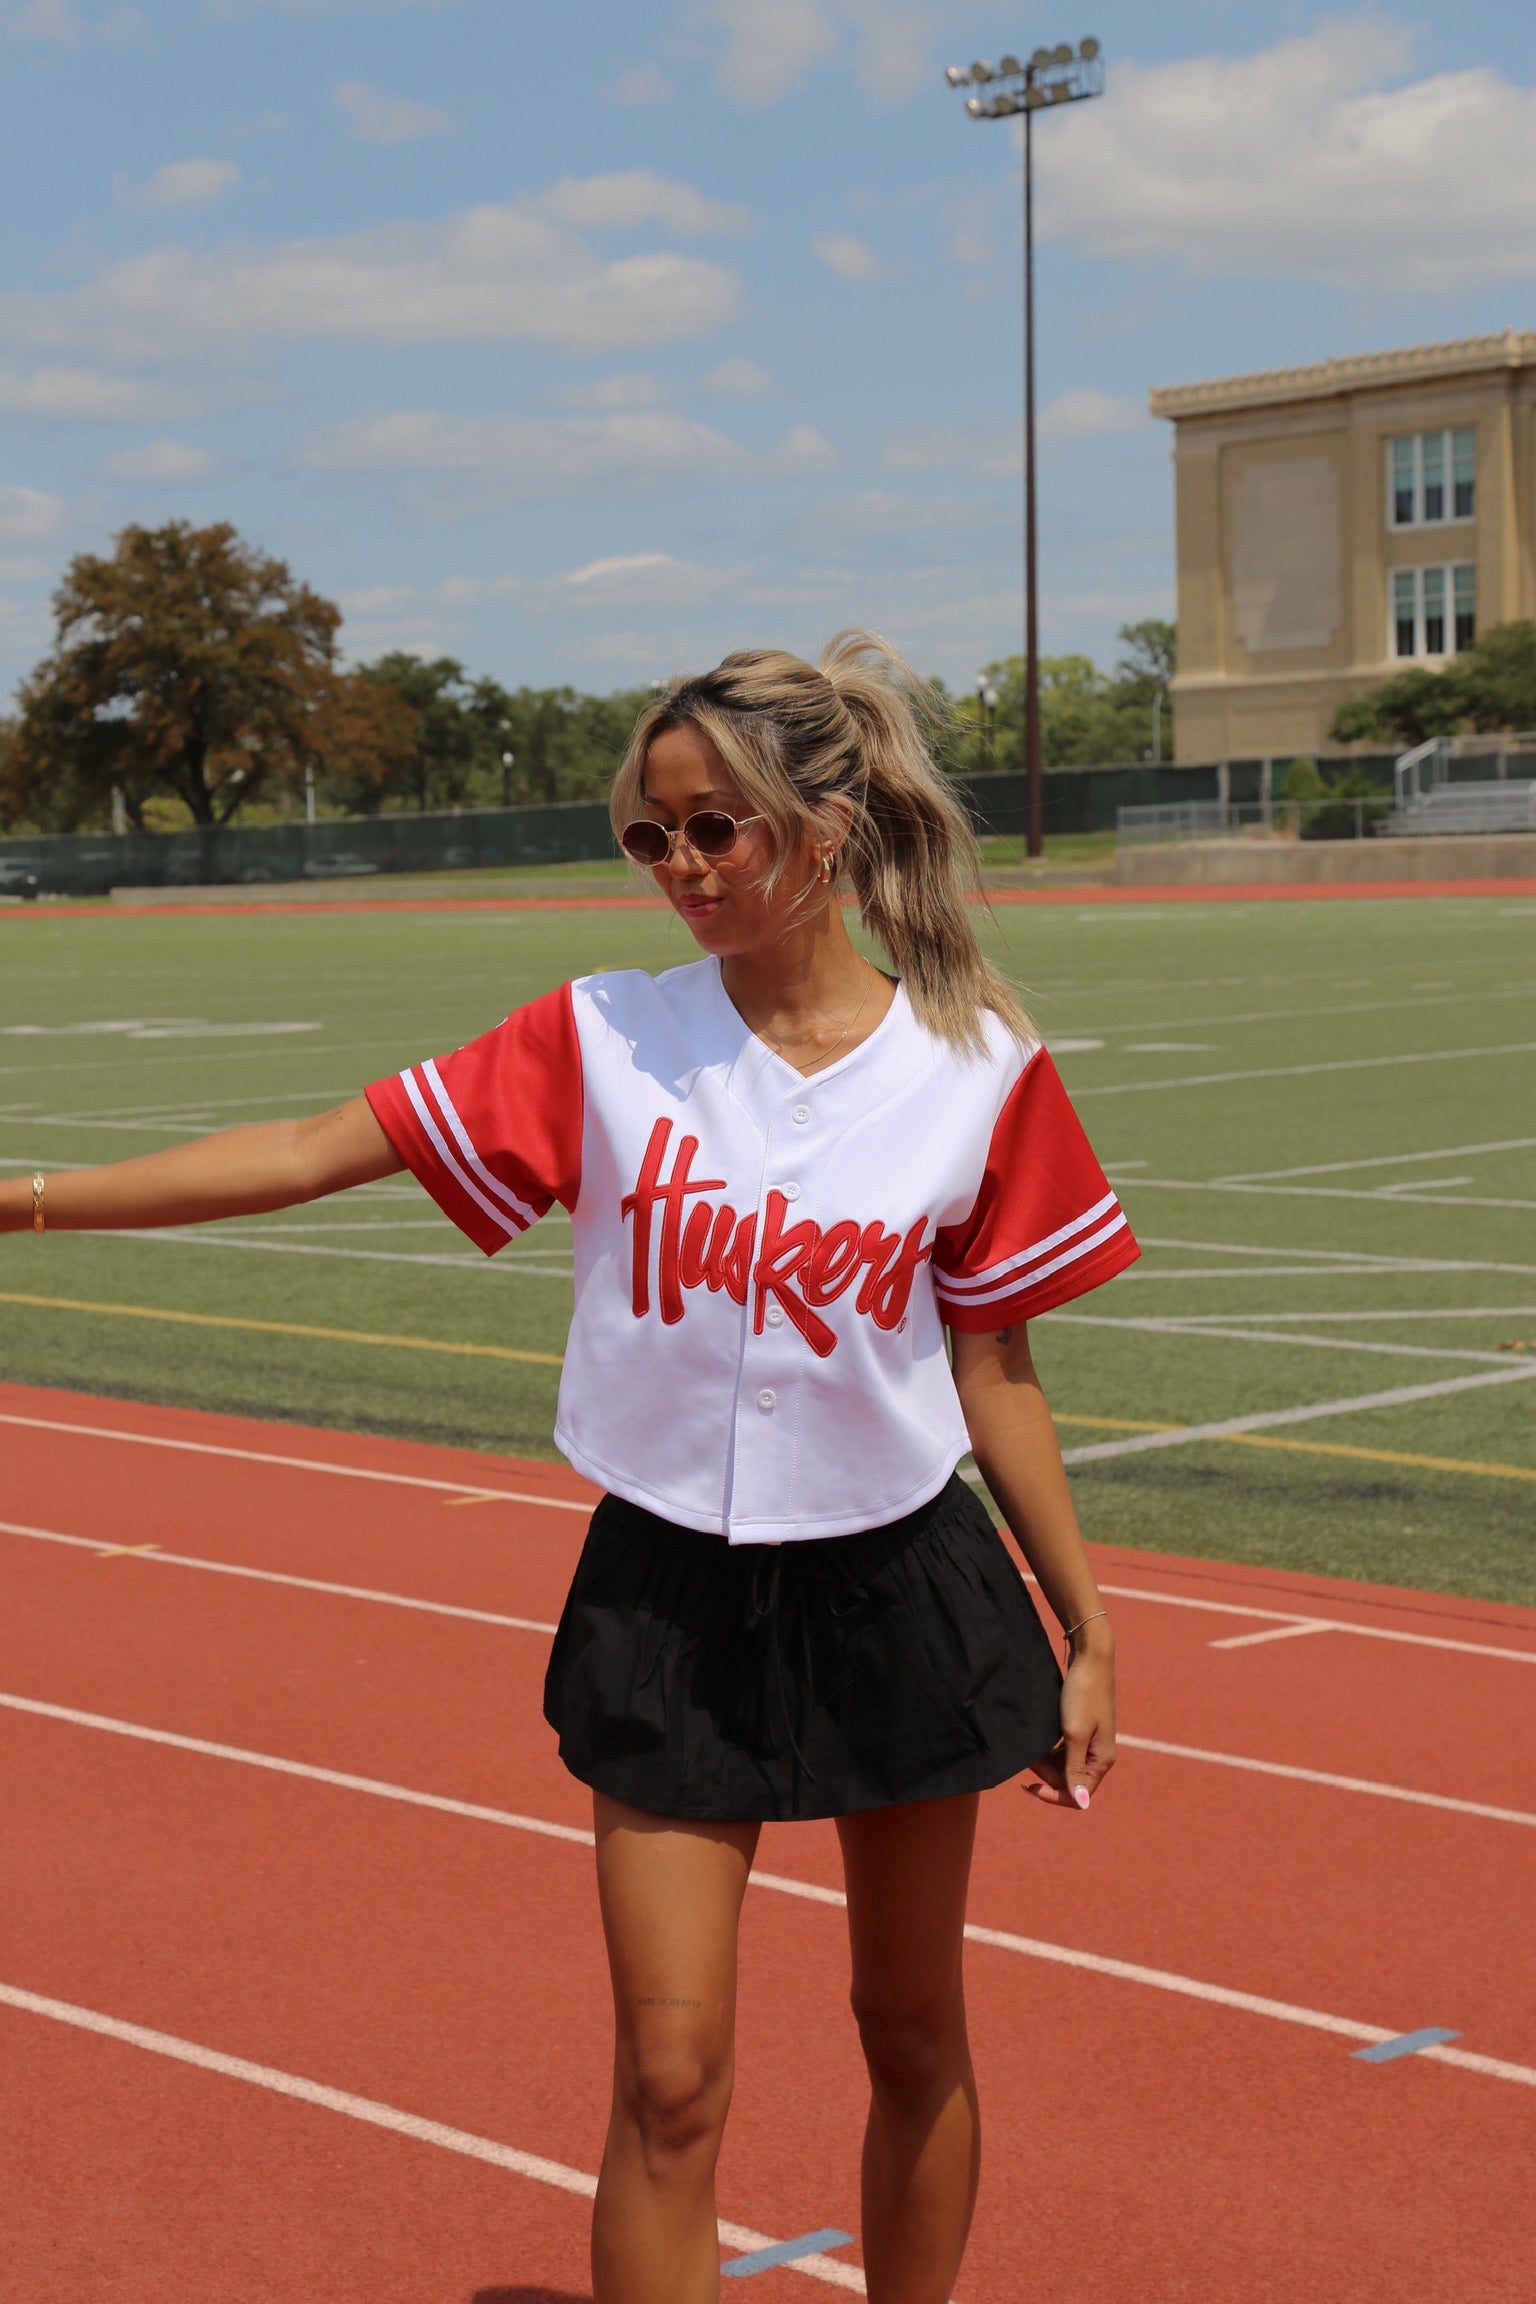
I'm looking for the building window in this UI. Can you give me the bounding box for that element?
[1391,564,1475,659]
[1387,428,1475,527]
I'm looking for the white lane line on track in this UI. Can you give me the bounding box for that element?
[1085,1580,1536,1664]
[0,1413,595,1513]
[3,1694,1531,2094]
[0,1521,561,1636]
[0,1984,866,2296]
[1116,1735,1536,1829]
[11,1518,1536,1819]
[1059,1364,1536,1465]
[1207,1622,1333,1651]
[1072,1039,1536,1100]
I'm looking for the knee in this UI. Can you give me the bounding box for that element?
[617,2029,733,2167]
[850,1980,967,2111]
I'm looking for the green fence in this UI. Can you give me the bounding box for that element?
[3,761,1384,898]
[0,799,622,899]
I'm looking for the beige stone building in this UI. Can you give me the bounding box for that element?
[1150,331,1536,763]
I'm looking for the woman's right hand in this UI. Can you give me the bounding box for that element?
[0,1095,403,1235]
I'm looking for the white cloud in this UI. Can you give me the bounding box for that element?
[784,488,1008,559]
[607,62,674,107]
[103,438,216,481]
[334,80,454,143]
[0,364,217,420]
[703,0,991,109]
[811,230,883,282]
[708,0,837,107]
[0,192,744,363]
[559,372,673,411]
[7,0,77,40]
[1038,20,1536,291]
[0,485,65,541]
[548,553,747,612]
[1038,389,1148,443]
[701,357,774,398]
[536,172,750,237]
[126,159,241,213]
[301,407,837,510]
[882,421,1018,479]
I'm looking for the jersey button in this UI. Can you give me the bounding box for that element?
[792,1104,811,1125]
[781,1182,802,1201]
[757,1387,778,1411]
[765,1304,786,1327]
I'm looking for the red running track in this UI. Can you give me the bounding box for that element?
[1,1379,1533,2303]
[4,877,1535,921]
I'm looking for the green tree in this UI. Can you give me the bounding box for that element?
[1330,665,1471,749]
[1329,621,1536,749]
[1462,619,1536,731]
[3,522,346,830]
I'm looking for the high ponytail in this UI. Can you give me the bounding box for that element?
[611,627,1031,1053]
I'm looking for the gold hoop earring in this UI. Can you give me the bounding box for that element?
[821,852,836,883]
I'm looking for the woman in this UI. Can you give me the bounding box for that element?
[3,632,1134,2304]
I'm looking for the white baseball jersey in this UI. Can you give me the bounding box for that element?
[367,958,1138,1545]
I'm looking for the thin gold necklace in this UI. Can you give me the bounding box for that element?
[759,968,877,1073]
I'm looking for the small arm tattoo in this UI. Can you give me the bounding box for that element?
[994,1326,1014,1345]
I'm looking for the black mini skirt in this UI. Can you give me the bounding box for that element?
[542,1473,1063,1823]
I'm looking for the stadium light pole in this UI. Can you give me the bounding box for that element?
[946,40,1104,857]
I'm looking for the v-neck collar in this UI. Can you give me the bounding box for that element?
[709,955,909,1091]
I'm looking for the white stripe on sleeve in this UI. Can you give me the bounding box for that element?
[399,1069,522,1244]
[936,1190,1120,1299]
[420,1059,542,1231]
[934,1210,1129,1309]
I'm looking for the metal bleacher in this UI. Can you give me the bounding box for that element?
[1385,733,1536,836]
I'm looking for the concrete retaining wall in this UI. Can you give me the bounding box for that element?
[1114,834,1536,887]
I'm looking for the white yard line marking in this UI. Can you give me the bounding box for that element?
[1117,1735,1536,1829]
[1073,1040,1536,1100]
[1059,1364,1536,1465]
[1125,1178,1536,1215]
[1085,1581,1536,1664]
[94,1231,575,1276]
[0,1412,594,1513]
[1208,1623,1333,1651]
[1128,1236,1536,1280]
[1051,1313,1513,1366]
[0,1521,560,1635]
[1159,1309,1536,1326]
[0,1984,866,2295]
[3,1698,1531,2095]
[1219,1137,1536,1185]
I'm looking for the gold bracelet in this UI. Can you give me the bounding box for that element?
[1061,1608,1107,1654]
[32,1172,45,1235]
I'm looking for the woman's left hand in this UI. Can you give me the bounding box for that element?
[1024,1641,1116,1812]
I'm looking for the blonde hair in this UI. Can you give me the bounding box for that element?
[611,629,1029,1052]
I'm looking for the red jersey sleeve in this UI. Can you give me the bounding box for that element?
[364,982,583,1258]
[933,1048,1138,1330]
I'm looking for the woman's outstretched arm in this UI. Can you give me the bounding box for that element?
[0,1096,403,1236]
[950,1320,1115,1811]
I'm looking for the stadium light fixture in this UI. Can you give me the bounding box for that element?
[946,38,1104,855]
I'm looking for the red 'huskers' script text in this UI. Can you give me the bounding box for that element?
[620,1118,932,1358]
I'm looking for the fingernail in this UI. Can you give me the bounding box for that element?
[1073,1786,1091,1811]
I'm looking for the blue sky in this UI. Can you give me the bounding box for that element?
[2,2,1535,703]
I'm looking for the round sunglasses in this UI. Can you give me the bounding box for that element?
[620,810,764,868]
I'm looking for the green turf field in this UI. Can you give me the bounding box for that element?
[2,891,1533,1603]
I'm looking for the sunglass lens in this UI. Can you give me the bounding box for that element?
[685,811,740,857]
[620,821,669,865]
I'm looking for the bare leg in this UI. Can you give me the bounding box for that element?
[837,1794,981,2304]
[591,1792,761,2304]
